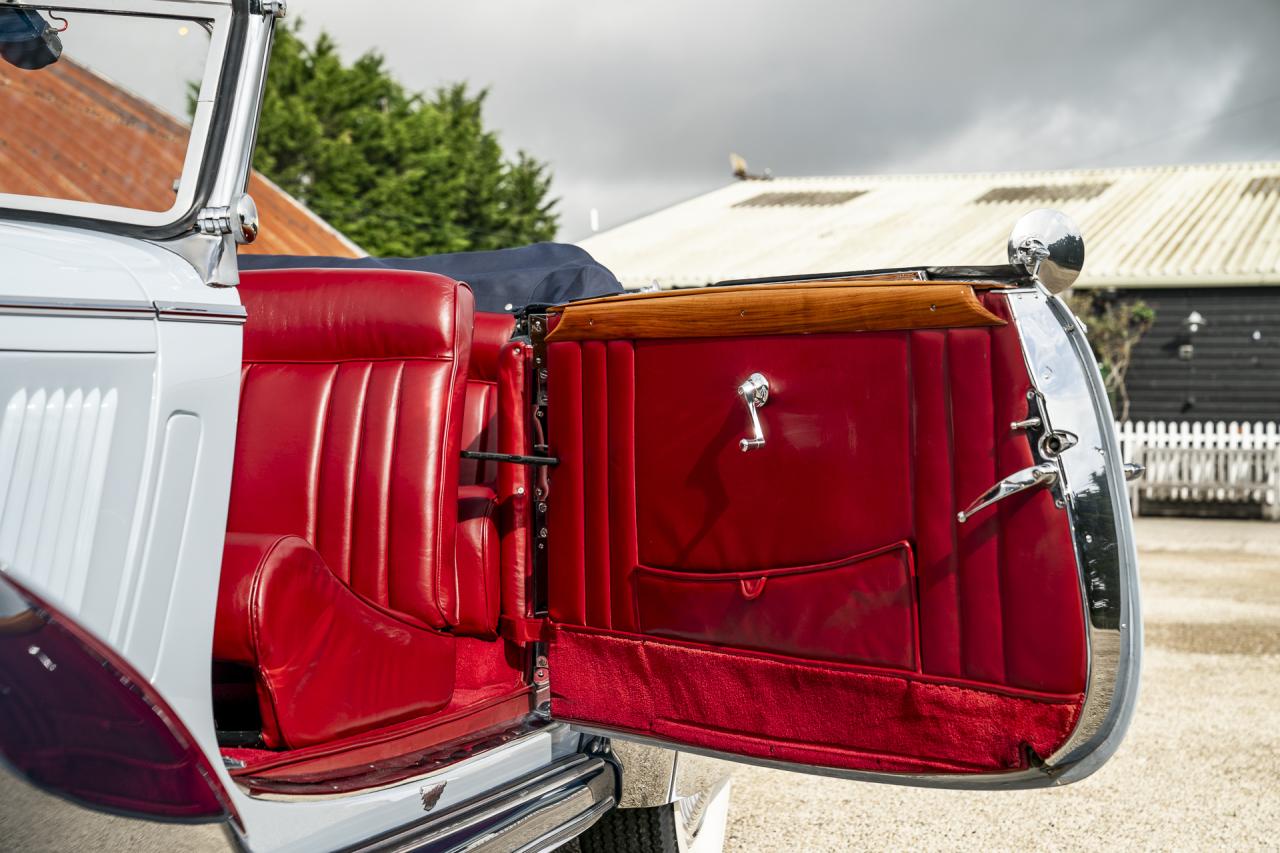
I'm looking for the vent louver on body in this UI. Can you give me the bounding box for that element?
[0,387,118,611]
[734,190,867,208]
[974,182,1111,204]
[1243,175,1280,197]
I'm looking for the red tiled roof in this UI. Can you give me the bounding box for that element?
[0,57,361,257]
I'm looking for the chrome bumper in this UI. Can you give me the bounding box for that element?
[347,753,618,853]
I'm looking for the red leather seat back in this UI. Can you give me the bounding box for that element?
[231,269,474,630]
[460,312,517,487]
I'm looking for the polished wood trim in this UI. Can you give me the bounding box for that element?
[545,283,1004,342]
[559,276,1013,310]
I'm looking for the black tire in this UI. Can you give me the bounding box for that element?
[575,803,680,853]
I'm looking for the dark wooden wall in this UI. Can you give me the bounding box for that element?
[1122,287,1280,423]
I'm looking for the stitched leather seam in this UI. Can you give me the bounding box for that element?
[943,331,963,676]
[349,363,374,597]
[385,361,405,615]
[340,364,373,585]
[481,496,496,624]
[989,317,1010,685]
[244,356,456,365]
[308,365,339,547]
[636,539,912,580]
[906,332,923,673]
[650,718,1019,772]
[434,289,466,627]
[553,624,1083,703]
[248,535,293,749]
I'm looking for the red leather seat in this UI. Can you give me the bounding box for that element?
[214,268,474,749]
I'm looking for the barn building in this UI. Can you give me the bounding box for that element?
[579,162,1280,425]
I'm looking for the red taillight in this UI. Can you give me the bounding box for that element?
[0,575,235,822]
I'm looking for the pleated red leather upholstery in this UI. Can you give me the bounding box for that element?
[216,268,474,747]
[460,312,516,488]
[456,485,499,637]
[544,291,1087,772]
[230,268,473,629]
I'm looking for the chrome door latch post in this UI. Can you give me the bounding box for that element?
[737,373,770,452]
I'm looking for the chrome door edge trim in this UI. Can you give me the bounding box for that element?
[570,725,1056,791]
[344,754,617,853]
[154,301,248,325]
[1002,287,1142,778]
[0,296,155,320]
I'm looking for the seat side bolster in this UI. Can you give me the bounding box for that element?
[455,486,499,637]
[213,532,294,665]
[214,533,457,749]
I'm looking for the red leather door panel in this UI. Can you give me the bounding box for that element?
[544,286,1090,776]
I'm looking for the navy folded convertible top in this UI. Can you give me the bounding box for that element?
[238,242,624,314]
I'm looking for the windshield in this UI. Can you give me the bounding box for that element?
[0,3,226,226]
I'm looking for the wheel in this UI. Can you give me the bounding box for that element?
[576,803,680,853]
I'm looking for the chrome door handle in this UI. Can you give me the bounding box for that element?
[957,462,1058,523]
[737,372,770,452]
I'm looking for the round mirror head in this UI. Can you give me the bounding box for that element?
[233,193,260,245]
[1007,208,1084,294]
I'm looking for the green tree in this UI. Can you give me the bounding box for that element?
[1067,291,1156,421]
[249,26,557,256]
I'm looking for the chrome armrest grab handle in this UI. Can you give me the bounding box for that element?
[957,462,1059,523]
[737,373,770,452]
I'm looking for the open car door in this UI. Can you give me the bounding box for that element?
[538,239,1141,788]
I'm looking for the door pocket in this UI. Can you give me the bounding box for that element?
[634,541,918,670]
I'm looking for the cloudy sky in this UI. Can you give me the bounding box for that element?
[279,0,1280,240]
[77,0,1280,240]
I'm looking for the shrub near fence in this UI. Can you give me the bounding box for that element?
[1115,421,1280,519]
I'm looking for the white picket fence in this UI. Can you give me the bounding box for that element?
[1115,421,1280,519]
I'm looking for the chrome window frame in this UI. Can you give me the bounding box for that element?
[0,0,245,238]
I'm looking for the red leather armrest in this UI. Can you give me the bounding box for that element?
[213,533,456,749]
[454,486,499,637]
[497,341,535,641]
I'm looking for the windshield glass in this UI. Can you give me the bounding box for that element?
[0,4,218,221]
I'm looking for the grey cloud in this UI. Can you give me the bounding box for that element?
[286,1,1280,239]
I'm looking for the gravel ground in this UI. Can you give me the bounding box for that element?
[722,518,1280,852]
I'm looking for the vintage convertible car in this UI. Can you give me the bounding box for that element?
[0,2,1142,851]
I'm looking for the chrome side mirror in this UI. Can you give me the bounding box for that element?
[1008,208,1085,294]
[196,193,260,245]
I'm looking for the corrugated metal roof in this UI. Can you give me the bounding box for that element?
[0,58,362,258]
[579,162,1280,290]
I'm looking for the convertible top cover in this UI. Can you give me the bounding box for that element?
[238,242,624,314]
